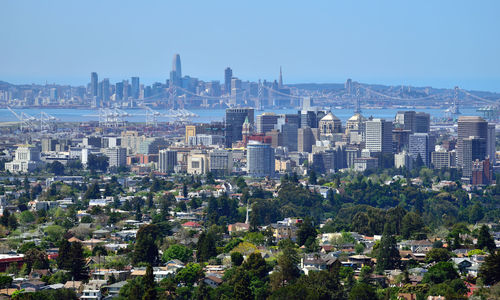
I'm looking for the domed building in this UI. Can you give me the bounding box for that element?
[319,112,342,135]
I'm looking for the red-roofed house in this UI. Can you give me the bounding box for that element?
[182,221,202,229]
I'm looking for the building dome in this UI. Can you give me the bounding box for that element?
[348,113,366,122]
[320,112,340,122]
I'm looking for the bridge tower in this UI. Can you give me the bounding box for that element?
[451,86,461,115]
[354,84,361,113]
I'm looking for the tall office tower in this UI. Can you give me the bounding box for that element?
[170,54,182,87]
[90,72,98,97]
[365,119,393,154]
[49,88,58,101]
[158,149,177,173]
[409,133,431,166]
[225,108,254,147]
[487,123,496,165]
[302,97,313,110]
[131,77,140,99]
[345,78,353,95]
[101,78,110,104]
[115,81,124,101]
[247,141,275,178]
[298,127,319,153]
[415,112,430,133]
[300,110,317,128]
[209,149,233,177]
[457,116,488,167]
[105,147,127,168]
[41,138,57,152]
[462,136,487,181]
[230,77,242,106]
[395,111,416,133]
[122,80,129,102]
[224,67,232,94]
[281,123,298,151]
[256,113,279,134]
[319,112,342,135]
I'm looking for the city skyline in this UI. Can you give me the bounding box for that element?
[1,1,500,92]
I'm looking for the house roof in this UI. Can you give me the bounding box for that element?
[182,221,201,227]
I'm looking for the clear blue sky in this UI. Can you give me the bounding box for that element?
[1,0,499,92]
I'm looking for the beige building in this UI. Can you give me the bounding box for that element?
[5,145,43,173]
[187,151,210,174]
[346,113,366,144]
[319,112,342,136]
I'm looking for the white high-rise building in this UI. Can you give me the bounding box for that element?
[365,119,393,154]
[158,149,177,173]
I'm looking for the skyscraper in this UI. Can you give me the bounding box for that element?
[365,118,393,154]
[457,116,488,167]
[115,81,124,101]
[90,72,98,98]
[159,149,177,173]
[247,141,275,178]
[224,67,232,94]
[256,113,279,134]
[170,54,182,87]
[487,123,496,165]
[230,77,242,106]
[225,108,254,147]
[131,77,140,99]
[409,133,431,166]
[462,136,487,181]
[101,78,110,104]
[415,112,430,133]
[395,111,416,133]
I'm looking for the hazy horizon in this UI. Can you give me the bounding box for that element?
[1,0,499,92]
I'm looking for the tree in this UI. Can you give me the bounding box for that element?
[162,244,192,263]
[48,161,65,175]
[133,224,159,266]
[423,261,459,284]
[425,248,452,263]
[83,182,100,200]
[349,282,376,300]
[57,239,72,270]
[183,183,188,198]
[376,225,400,273]
[242,252,271,281]
[358,266,373,284]
[92,245,108,257]
[401,212,425,239]
[176,263,204,287]
[19,210,35,225]
[230,268,252,300]
[143,264,157,300]
[69,242,89,281]
[296,218,317,248]
[24,248,49,272]
[87,154,108,173]
[270,241,300,290]
[0,275,13,289]
[308,170,317,185]
[480,250,500,285]
[231,252,244,267]
[477,225,496,253]
[196,231,217,262]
